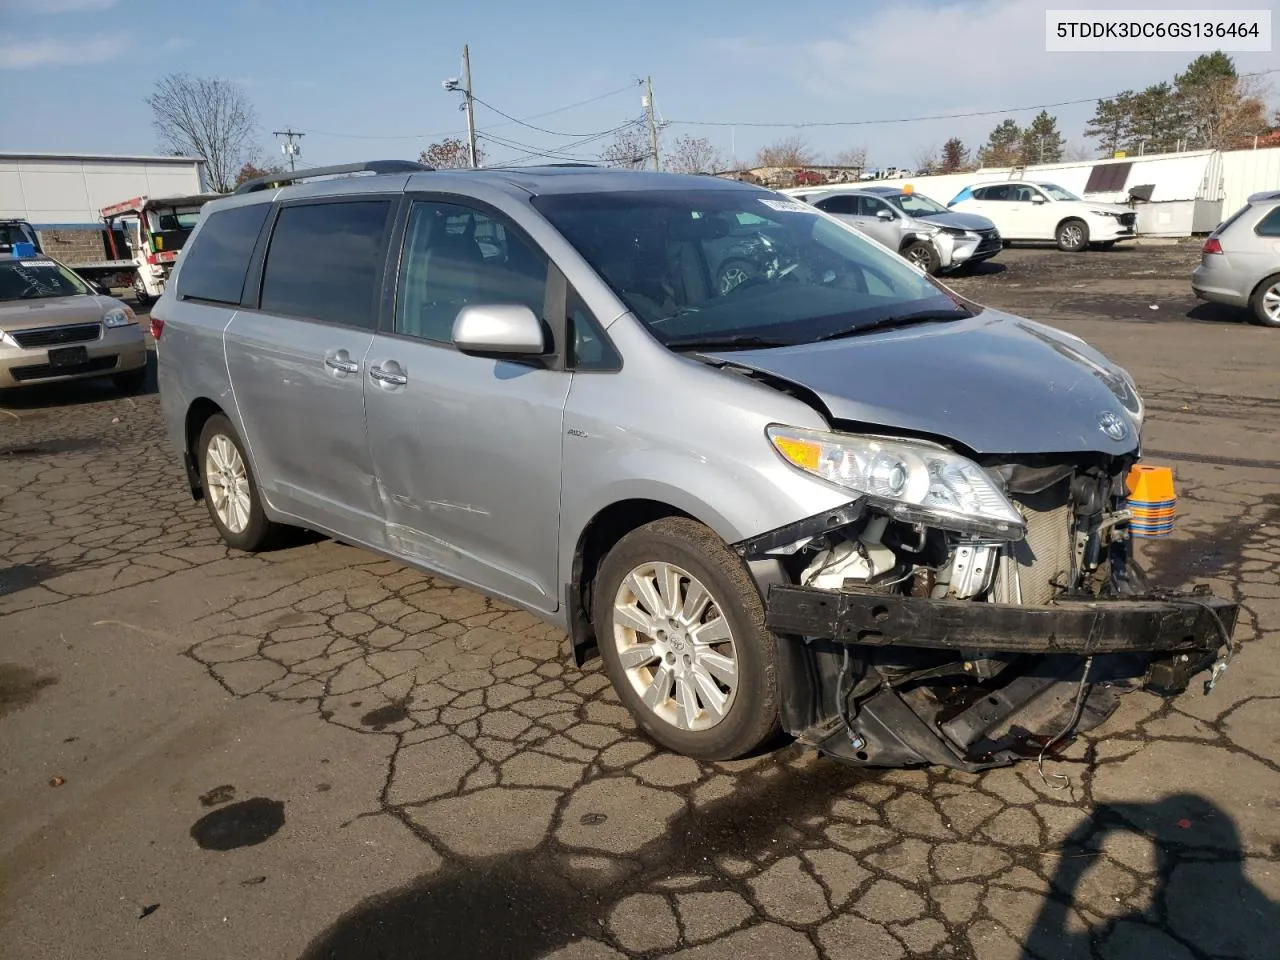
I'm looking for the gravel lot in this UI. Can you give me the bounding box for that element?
[2,243,1277,960]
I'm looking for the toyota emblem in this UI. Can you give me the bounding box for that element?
[1098,411,1128,442]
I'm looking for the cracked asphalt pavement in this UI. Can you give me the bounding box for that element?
[2,244,1278,960]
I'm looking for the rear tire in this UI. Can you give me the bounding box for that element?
[593,517,780,761]
[1249,274,1280,327]
[1056,219,1089,252]
[197,414,277,552]
[902,240,941,274]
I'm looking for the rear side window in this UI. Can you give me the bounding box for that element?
[814,195,857,215]
[1255,206,1280,237]
[259,200,392,328]
[175,203,271,304]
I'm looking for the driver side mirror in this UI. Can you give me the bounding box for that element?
[875,209,895,221]
[452,304,548,359]
[1030,195,1046,204]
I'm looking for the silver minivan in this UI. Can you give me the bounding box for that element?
[155,161,1238,772]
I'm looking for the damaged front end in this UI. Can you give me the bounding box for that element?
[737,453,1240,772]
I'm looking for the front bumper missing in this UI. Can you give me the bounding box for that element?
[766,585,1239,772]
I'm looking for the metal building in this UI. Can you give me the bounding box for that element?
[0,151,207,228]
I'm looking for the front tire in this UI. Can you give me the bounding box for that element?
[197,414,277,551]
[902,240,941,274]
[593,517,780,760]
[1249,274,1280,327]
[132,275,154,308]
[1056,219,1089,252]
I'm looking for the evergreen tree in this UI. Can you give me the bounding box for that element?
[979,119,1022,167]
[1020,111,1064,164]
[1084,91,1135,156]
[940,137,970,173]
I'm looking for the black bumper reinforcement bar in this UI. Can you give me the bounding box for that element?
[765,586,1239,655]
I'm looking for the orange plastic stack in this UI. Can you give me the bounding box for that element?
[1125,465,1176,538]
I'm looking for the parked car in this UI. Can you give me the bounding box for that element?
[0,250,148,391]
[947,181,1137,252]
[1191,189,1280,327]
[785,184,1001,274]
[154,160,1237,772]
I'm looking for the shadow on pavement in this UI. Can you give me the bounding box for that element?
[299,754,873,960]
[1025,794,1279,960]
[1184,302,1251,326]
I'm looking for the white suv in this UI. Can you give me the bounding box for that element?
[948,181,1137,252]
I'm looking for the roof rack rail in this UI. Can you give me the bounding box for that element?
[232,160,434,195]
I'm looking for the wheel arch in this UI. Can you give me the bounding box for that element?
[565,498,695,667]
[183,396,226,500]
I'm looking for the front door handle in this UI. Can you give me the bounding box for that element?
[369,364,408,386]
[325,355,360,374]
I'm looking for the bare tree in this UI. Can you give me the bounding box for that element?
[419,137,483,169]
[1063,141,1095,162]
[832,146,867,170]
[911,144,939,173]
[755,135,816,167]
[600,124,652,169]
[146,74,258,193]
[666,134,725,174]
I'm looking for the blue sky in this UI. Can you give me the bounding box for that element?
[2,0,1277,171]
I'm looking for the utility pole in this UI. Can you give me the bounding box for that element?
[462,45,478,169]
[273,128,304,172]
[644,76,660,171]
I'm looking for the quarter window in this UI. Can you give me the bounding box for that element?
[259,200,392,328]
[175,203,271,305]
[1255,206,1280,237]
[395,200,548,344]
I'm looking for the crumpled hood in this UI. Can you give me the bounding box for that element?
[706,309,1143,456]
[916,210,997,232]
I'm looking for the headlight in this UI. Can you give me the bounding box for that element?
[1088,210,1119,218]
[767,425,1026,540]
[940,227,972,238]
[103,306,136,328]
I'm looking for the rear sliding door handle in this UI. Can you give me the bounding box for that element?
[324,356,359,374]
[369,365,408,386]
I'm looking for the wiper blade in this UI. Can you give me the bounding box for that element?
[664,334,789,352]
[814,309,967,342]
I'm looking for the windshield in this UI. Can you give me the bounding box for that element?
[532,189,972,348]
[1039,183,1081,202]
[0,259,91,302]
[891,193,950,216]
[0,223,38,250]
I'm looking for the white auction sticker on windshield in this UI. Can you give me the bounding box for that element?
[14,260,56,268]
[758,198,816,214]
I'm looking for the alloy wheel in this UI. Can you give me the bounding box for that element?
[611,561,738,731]
[1264,282,1280,323]
[205,434,252,534]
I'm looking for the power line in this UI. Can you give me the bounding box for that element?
[479,118,645,164]
[667,67,1280,130]
[472,96,628,138]
[300,79,643,141]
